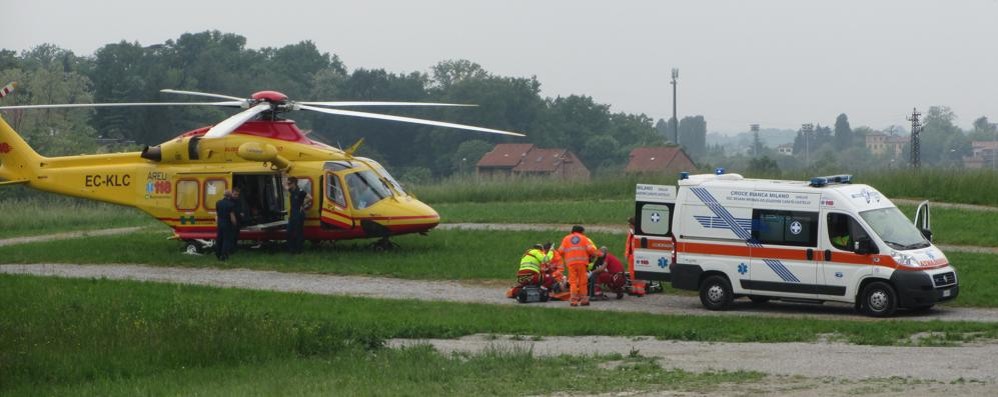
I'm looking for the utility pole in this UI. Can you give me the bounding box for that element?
[750,124,760,157]
[801,123,814,166]
[907,108,922,169]
[671,68,679,145]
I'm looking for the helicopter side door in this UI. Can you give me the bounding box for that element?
[320,170,353,229]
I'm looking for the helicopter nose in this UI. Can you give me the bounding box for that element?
[385,197,439,235]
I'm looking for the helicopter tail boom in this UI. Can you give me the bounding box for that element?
[0,115,43,183]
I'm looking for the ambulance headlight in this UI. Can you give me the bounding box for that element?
[891,251,918,268]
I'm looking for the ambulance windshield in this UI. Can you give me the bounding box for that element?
[859,207,929,250]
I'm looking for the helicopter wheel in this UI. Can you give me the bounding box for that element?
[183,240,205,255]
[370,237,399,251]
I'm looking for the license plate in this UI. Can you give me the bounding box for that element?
[942,289,952,297]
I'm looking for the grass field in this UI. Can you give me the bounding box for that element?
[0,229,626,280]
[8,276,998,395]
[2,275,771,396]
[1,229,996,307]
[414,169,998,206]
[0,198,155,239]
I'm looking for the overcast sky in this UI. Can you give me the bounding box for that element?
[2,0,996,134]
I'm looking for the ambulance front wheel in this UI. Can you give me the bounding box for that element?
[860,281,898,317]
[700,275,733,310]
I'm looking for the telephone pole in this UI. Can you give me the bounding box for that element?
[802,123,814,166]
[671,68,679,145]
[750,124,760,157]
[907,108,922,169]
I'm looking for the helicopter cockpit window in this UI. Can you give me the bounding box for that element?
[370,162,406,195]
[345,170,390,210]
[324,161,355,172]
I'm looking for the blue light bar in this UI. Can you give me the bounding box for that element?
[678,171,690,180]
[715,167,725,175]
[809,174,853,187]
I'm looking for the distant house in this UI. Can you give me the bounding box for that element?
[865,131,908,158]
[964,141,998,169]
[776,143,794,156]
[625,146,696,174]
[476,143,590,180]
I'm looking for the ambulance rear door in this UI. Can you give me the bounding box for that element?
[633,184,677,281]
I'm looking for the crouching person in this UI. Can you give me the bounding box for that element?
[506,244,554,298]
[590,247,628,300]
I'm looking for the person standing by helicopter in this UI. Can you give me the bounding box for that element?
[215,190,238,261]
[286,176,311,254]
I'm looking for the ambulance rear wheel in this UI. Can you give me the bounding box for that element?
[860,281,898,317]
[700,275,733,310]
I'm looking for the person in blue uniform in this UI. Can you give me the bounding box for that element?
[286,176,311,254]
[215,190,238,260]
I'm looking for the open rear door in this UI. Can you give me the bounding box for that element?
[632,184,677,282]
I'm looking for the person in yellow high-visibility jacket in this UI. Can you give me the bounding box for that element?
[506,244,554,298]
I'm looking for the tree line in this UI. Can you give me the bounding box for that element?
[1,31,700,180]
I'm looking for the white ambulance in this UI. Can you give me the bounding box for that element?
[632,172,959,317]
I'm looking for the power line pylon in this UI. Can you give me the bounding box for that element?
[907,108,922,168]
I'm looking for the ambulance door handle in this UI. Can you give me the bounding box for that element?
[640,237,648,249]
[806,249,814,260]
[824,250,832,261]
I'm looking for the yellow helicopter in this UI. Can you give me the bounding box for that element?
[0,87,524,252]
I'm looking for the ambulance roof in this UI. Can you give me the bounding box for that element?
[678,173,896,212]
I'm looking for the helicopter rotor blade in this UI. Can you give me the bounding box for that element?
[299,101,477,108]
[160,89,245,102]
[0,101,245,110]
[298,104,525,137]
[203,102,273,139]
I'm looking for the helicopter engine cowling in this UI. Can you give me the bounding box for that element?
[237,142,292,171]
[141,136,200,163]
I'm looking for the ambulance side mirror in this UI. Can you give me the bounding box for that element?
[854,237,878,255]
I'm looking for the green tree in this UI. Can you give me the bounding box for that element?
[834,113,853,149]
[969,116,997,141]
[920,106,963,166]
[678,115,706,160]
[0,59,97,156]
[451,139,494,174]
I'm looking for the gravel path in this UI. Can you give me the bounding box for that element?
[388,334,998,383]
[4,263,998,323]
[0,227,144,247]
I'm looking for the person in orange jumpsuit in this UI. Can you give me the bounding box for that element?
[542,241,566,292]
[557,225,599,306]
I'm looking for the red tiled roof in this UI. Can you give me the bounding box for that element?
[476,143,534,168]
[512,148,570,172]
[625,146,693,172]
